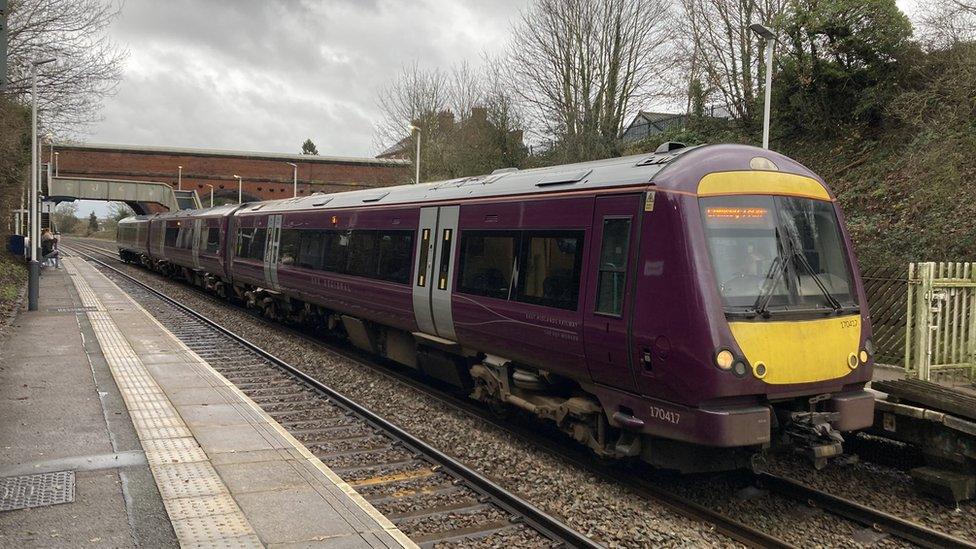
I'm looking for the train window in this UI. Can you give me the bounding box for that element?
[347,231,379,277]
[177,227,192,249]
[377,231,414,283]
[416,228,431,287]
[250,228,267,260]
[236,228,254,258]
[517,232,584,310]
[235,227,266,260]
[322,230,351,273]
[457,232,517,299]
[297,230,326,269]
[164,226,179,247]
[278,229,299,265]
[437,229,453,290]
[595,218,632,316]
[205,228,220,254]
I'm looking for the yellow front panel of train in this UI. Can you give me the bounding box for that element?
[729,315,861,384]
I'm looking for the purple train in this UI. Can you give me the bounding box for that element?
[117,143,875,471]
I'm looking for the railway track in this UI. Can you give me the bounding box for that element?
[66,239,976,549]
[63,243,598,549]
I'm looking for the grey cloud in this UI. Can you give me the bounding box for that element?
[89,0,527,156]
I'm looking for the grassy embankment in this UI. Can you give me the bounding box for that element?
[0,98,30,318]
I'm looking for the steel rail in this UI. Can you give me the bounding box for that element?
[66,240,797,548]
[757,473,976,549]
[65,244,601,549]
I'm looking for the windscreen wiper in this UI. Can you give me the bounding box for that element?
[751,255,784,317]
[789,250,842,311]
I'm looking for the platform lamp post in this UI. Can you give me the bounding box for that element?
[233,175,242,204]
[286,162,297,197]
[54,152,59,177]
[205,184,214,207]
[178,165,183,190]
[749,23,777,150]
[408,124,421,184]
[28,57,56,312]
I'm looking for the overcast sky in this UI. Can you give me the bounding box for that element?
[76,0,920,218]
[86,0,527,158]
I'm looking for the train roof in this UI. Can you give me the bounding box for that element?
[117,214,156,224]
[141,143,824,221]
[233,144,706,215]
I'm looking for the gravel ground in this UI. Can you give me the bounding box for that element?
[765,452,976,543]
[647,469,913,548]
[73,241,969,548]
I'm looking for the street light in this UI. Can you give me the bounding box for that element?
[286,162,297,197]
[178,165,183,190]
[750,23,777,150]
[205,184,214,207]
[54,152,59,177]
[233,175,242,204]
[408,124,421,184]
[27,57,55,312]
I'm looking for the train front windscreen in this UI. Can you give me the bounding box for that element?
[700,195,858,316]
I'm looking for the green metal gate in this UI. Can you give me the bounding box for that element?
[905,262,976,383]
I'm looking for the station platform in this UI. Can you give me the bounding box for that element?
[0,259,416,548]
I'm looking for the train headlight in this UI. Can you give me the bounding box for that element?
[859,350,869,364]
[715,349,734,370]
[847,353,859,369]
[732,360,748,377]
[752,361,767,379]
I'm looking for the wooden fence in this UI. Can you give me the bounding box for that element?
[861,265,910,367]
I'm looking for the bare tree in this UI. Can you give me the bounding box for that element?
[680,0,785,125]
[2,0,127,135]
[373,58,526,180]
[373,61,451,152]
[448,60,483,123]
[504,0,674,161]
[917,0,976,47]
[108,201,133,222]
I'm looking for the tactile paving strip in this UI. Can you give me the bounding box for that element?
[64,260,261,547]
[0,470,75,512]
[163,494,243,521]
[142,437,209,466]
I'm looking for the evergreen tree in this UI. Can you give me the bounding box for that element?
[88,211,99,233]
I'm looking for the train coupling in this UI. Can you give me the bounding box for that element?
[784,394,845,470]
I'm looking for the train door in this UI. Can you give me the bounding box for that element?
[154,220,165,256]
[412,205,459,340]
[263,214,282,290]
[582,194,642,391]
[191,218,203,270]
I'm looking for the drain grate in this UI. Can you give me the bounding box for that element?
[0,471,75,512]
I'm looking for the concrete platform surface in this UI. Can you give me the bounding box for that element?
[0,259,416,549]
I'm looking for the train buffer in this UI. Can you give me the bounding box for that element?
[0,259,415,548]
[871,379,976,504]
